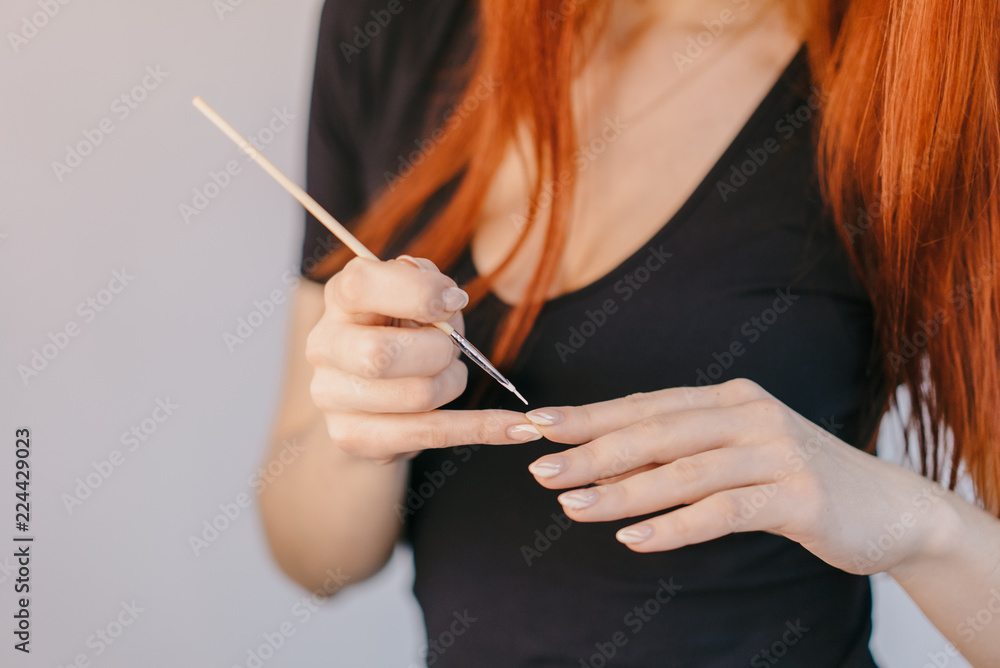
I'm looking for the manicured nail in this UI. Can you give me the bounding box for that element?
[616,524,654,544]
[525,409,563,426]
[442,287,469,311]
[396,254,425,270]
[507,424,542,442]
[528,455,568,478]
[558,489,599,510]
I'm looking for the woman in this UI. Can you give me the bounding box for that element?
[261,0,1000,665]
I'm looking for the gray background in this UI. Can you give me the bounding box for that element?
[0,1,969,666]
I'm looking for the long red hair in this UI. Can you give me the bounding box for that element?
[310,0,1000,514]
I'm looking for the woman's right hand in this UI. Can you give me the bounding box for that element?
[305,254,541,465]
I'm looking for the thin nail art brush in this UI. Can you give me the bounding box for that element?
[191,96,528,406]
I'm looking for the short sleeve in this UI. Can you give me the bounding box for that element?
[299,1,366,283]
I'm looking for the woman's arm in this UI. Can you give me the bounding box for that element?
[888,489,1000,666]
[259,280,409,592]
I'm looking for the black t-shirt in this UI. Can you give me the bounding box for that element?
[301,2,882,665]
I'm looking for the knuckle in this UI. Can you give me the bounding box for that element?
[669,511,694,539]
[416,282,447,321]
[333,259,368,308]
[670,457,703,486]
[354,335,388,377]
[723,378,767,402]
[438,360,469,404]
[309,372,335,411]
[415,414,451,449]
[622,391,651,409]
[402,378,440,412]
[630,414,665,442]
[304,326,326,367]
[769,434,802,460]
[324,414,356,451]
[473,417,497,445]
[476,410,508,443]
[433,337,459,372]
[745,397,787,425]
[715,494,742,527]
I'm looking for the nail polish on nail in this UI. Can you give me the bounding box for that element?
[508,424,542,442]
[396,254,425,270]
[617,524,654,544]
[527,455,568,478]
[559,489,599,510]
[525,408,563,426]
[442,287,470,311]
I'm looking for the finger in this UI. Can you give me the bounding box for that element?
[554,445,779,522]
[326,256,469,324]
[593,463,659,485]
[613,483,791,553]
[525,378,771,444]
[322,409,543,461]
[311,359,469,414]
[306,321,458,379]
[527,405,760,489]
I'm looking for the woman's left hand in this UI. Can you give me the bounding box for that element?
[524,378,953,575]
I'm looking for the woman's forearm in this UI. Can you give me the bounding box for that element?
[889,486,1000,666]
[259,414,409,593]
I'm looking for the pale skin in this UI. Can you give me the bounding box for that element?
[261,0,1000,664]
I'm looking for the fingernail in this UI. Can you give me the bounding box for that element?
[442,287,469,311]
[396,254,425,270]
[558,488,599,510]
[526,408,563,426]
[616,524,654,544]
[528,455,568,478]
[508,424,542,442]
